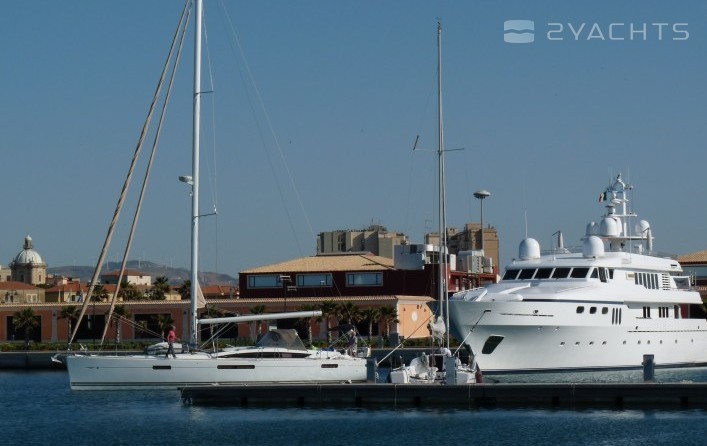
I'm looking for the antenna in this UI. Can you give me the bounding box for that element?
[524,210,528,239]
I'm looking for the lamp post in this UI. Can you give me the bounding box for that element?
[473,190,491,254]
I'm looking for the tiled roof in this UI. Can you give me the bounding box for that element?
[0,281,40,291]
[101,269,149,277]
[678,250,707,264]
[242,254,395,274]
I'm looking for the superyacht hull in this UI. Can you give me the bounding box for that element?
[448,300,707,374]
[65,352,368,390]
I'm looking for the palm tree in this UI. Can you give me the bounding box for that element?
[296,304,321,346]
[249,304,266,340]
[177,279,191,301]
[92,284,108,302]
[151,276,170,300]
[378,305,399,339]
[156,314,175,340]
[118,280,143,301]
[316,300,338,344]
[58,305,80,343]
[360,307,381,342]
[12,307,39,349]
[336,301,361,325]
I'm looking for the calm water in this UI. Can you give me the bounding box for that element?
[2,371,707,445]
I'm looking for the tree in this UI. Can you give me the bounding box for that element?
[177,280,191,301]
[151,276,170,300]
[360,307,381,342]
[249,304,266,340]
[296,304,321,346]
[378,305,399,339]
[316,300,338,344]
[92,284,108,302]
[336,301,361,325]
[58,305,80,343]
[118,280,144,301]
[13,307,39,349]
[155,314,175,340]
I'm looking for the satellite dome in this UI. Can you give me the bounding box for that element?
[519,238,540,260]
[583,235,605,258]
[599,217,620,237]
[585,221,598,236]
[13,235,44,265]
[634,220,651,237]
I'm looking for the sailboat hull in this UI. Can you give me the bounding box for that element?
[66,352,368,390]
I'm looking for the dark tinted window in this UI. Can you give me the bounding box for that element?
[571,267,590,278]
[518,269,536,280]
[551,268,571,279]
[503,269,520,280]
[534,268,553,279]
[482,335,505,354]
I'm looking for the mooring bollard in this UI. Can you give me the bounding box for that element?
[643,354,655,382]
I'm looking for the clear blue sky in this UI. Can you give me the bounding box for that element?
[2,1,706,279]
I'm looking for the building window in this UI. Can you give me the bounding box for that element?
[296,274,332,287]
[247,275,282,289]
[346,272,383,287]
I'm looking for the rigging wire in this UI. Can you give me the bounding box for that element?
[216,0,315,255]
[201,6,221,275]
[68,0,192,347]
[100,1,192,347]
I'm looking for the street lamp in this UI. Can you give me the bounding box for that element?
[473,190,491,254]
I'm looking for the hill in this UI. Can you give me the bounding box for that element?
[48,260,237,286]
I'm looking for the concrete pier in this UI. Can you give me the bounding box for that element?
[180,382,707,409]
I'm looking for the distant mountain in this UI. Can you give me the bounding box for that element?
[48,260,237,286]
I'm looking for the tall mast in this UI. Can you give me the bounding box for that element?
[436,21,450,348]
[189,0,203,347]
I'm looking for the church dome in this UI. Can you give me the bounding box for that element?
[14,235,44,265]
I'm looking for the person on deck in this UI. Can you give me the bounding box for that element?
[166,325,177,359]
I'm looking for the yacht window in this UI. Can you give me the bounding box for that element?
[590,268,599,279]
[503,269,520,280]
[534,268,553,279]
[602,307,608,314]
[590,307,597,314]
[576,306,585,314]
[570,267,590,279]
[609,269,614,279]
[551,267,571,279]
[482,335,505,354]
[518,269,536,280]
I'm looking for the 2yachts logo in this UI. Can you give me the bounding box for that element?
[504,20,689,43]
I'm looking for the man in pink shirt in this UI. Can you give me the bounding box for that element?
[166,325,177,358]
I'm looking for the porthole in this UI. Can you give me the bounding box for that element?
[647,340,650,345]
[575,342,580,346]
[638,340,641,345]
[589,341,594,345]
[602,341,607,345]
[560,342,565,346]
[602,307,608,314]
[623,340,627,345]
[576,306,585,314]
[590,307,597,314]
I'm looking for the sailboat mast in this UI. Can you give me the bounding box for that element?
[189,0,203,347]
[436,20,450,349]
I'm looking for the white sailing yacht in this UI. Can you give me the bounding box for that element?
[389,22,477,385]
[64,0,368,390]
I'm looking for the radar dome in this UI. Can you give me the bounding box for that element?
[519,238,541,260]
[634,220,650,237]
[599,217,620,237]
[585,221,598,236]
[583,235,605,258]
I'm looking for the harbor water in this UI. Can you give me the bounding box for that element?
[2,370,707,445]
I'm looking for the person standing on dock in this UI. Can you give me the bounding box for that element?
[166,325,177,359]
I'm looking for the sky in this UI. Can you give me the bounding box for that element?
[2,0,707,280]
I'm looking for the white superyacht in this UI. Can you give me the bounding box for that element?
[448,174,707,374]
